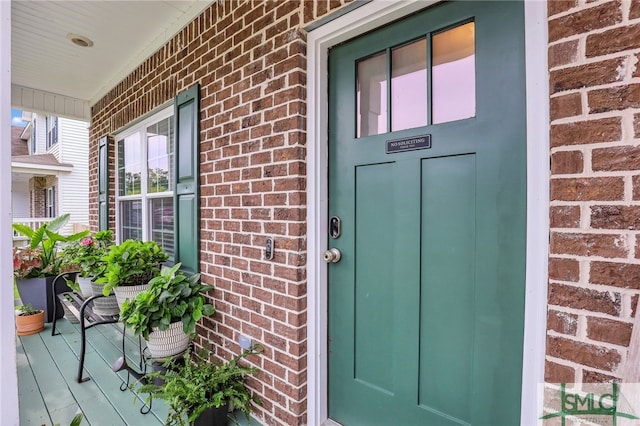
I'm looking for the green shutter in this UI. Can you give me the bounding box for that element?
[98,136,109,230]
[173,84,200,274]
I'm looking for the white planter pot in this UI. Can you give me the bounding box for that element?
[146,321,190,358]
[114,284,150,310]
[76,276,94,299]
[90,282,120,316]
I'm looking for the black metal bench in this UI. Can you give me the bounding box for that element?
[50,273,120,383]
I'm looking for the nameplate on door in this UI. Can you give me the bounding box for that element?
[386,135,432,154]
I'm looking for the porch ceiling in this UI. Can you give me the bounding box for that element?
[11,1,212,121]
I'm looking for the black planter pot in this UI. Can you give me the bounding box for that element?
[150,355,186,387]
[193,403,229,426]
[16,274,74,323]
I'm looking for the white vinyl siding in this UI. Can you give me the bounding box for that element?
[34,113,47,154]
[57,117,89,234]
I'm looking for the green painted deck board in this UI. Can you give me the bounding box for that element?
[18,318,165,426]
[19,332,80,426]
[16,338,52,426]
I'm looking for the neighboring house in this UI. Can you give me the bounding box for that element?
[11,112,89,235]
[8,1,640,425]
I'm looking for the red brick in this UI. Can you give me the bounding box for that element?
[586,22,640,57]
[634,114,640,138]
[593,145,640,171]
[586,316,632,346]
[551,177,624,201]
[632,1,640,19]
[550,93,582,120]
[591,205,640,230]
[550,58,624,94]
[548,40,580,69]
[588,84,640,114]
[550,117,621,148]
[551,150,583,174]
[546,335,621,371]
[551,231,627,258]
[550,205,581,229]
[548,1,623,43]
[634,175,640,200]
[545,360,576,384]
[590,261,640,289]
[548,282,621,316]
[547,310,578,335]
[582,370,620,383]
[549,257,580,282]
[548,0,578,17]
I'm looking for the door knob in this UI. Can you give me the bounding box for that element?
[323,248,342,263]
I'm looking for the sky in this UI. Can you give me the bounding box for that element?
[11,109,26,127]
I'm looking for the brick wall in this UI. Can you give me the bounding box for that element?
[89,2,350,425]
[547,0,640,385]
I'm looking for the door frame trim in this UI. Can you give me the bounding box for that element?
[305,1,550,424]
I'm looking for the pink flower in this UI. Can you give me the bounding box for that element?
[81,237,94,246]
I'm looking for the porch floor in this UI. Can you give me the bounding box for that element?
[17,318,168,426]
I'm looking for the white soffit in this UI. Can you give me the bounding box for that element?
[11,1,212,117]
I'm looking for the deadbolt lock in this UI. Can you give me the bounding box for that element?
[323,248,342,263]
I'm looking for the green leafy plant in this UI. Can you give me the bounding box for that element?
[96,239,169,295]
[119,263,215,339]
[17,303,43,316]
[12,214,89,278]
[60,230,114,279]
[136,344,263,426]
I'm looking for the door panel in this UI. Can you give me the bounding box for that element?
[419,154,476,424]
[328,2,526,425]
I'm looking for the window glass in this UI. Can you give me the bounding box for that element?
[357,52,387,137]
[118,134,142,196]
[391,38,428,132]
[432,22,476,124]
[149,197,174,257]
[46,116,58,149]
[147,118,173,194]
[119,200,142,241]
[115,106,174,255]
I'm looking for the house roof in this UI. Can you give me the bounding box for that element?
[11,126,28,157]
[11,154,74,177]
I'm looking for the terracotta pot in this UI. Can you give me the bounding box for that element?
[16,310,45,336]
[16,275,73,323]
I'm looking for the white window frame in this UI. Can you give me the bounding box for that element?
[31,118,37,154]
[45,186,55,218]
[114,105,174,246]
[46,115,57,149]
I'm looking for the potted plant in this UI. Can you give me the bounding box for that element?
[13,213,89,322]
[119,263,215,358]
[97,239,169,308]
[59,230,114,298]
[15,304,46,336]
[136,344,263,426]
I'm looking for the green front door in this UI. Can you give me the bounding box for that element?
[327,2,527,425]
